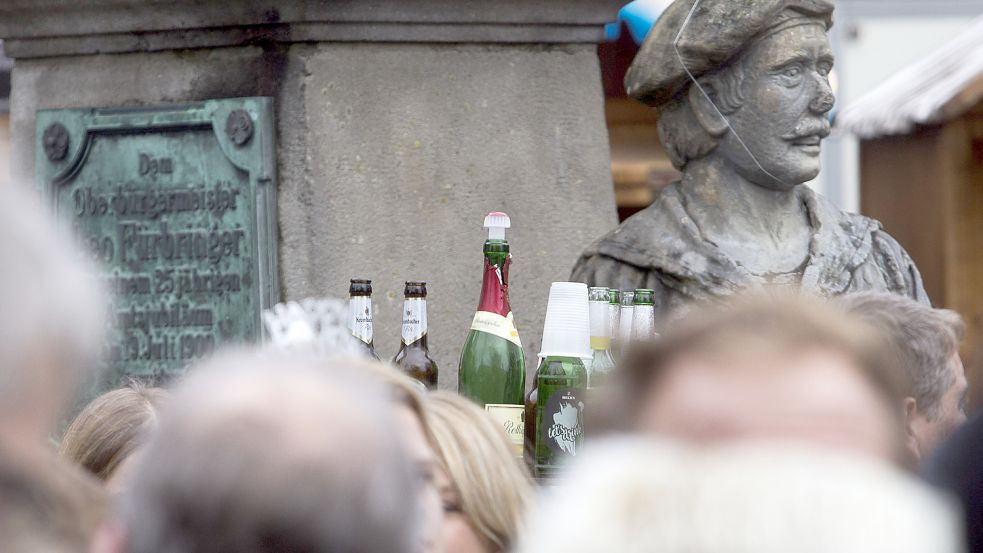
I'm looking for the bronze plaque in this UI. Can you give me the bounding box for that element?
[35,98,278,389]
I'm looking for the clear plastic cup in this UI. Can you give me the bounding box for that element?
[539,282,591,359]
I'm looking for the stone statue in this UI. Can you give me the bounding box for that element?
[572,0,929,317]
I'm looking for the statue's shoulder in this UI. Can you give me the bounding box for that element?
[809,190,911,261]
[579,183,688,264]
[803,188,929,303]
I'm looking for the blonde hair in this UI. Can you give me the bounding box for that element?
[428,391,533,552]
[342,358,436,443]
[59,382,168,481]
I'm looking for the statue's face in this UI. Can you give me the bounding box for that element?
[713,23,834,190]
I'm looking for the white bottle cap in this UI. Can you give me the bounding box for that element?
[484,211,511,241]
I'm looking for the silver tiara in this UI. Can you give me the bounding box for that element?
[262,298,367,358]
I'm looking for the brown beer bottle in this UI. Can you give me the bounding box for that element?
[349,278,381,361]
[393,281,438,389]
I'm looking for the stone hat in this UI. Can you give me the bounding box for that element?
[625,0,834,108]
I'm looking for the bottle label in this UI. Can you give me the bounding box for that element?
[543,388,585,458]
[618,306,634,346]
[485,404,525,458]
[589,300,609,340]
[470,311,522,347]
[401,299,427,345]
[589,336,610,351]
[349,296,373,344]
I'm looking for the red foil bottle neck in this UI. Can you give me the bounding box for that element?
[477,255,512,317]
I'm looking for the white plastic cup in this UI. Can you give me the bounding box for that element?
[539,282,591,359]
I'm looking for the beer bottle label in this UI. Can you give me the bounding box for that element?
[543,388,585,458]
[485,404,525,457]
[470,311,522,347]
[401,299,426,345]
[349,296,373,345]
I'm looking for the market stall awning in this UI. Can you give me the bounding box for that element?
[837,15,983,139]
[605,0,672,44]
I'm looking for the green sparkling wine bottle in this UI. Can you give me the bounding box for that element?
[458,212,526,456]
[534,355,587,478]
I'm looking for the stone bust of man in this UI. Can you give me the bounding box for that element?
[572,0,928,316]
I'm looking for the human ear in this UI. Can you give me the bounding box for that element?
[687,80,730,138]
[902,397,921,463]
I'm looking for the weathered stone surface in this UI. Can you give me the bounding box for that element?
[572,0,928,316]
[10,41,616,389]
[282,43,616,389]
[0,0,624,57]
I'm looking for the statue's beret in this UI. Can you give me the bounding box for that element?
[625,0,834,108]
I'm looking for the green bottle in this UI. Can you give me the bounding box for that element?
[534,356,588,478]
[458,212,526,457]
[631,288,656,342]
[532,282,589,478]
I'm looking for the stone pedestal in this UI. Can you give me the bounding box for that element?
[0,0,620,390]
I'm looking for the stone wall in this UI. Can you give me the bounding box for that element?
[3,2,619,390]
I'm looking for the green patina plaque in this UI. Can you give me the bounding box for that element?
[35,98,278,389]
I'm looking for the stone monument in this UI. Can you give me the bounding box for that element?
[572,0,929,318]
[35,99,278,387]
[0,1,622,390]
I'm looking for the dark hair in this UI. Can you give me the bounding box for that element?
[0,448,107,552]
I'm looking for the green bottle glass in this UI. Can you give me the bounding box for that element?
[607,288,621,362]
[631,288,656,342]
[458,212,526,457]
[534,355,587,478]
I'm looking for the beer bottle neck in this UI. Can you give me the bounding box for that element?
[349,295,374,344]
[401,297,429,348]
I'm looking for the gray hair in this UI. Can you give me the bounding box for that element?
[0,185,106,405]
[122,350,420,553]
[519,438,963,553]
[839,293,964,419]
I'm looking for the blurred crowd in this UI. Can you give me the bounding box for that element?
[2,181,981,553]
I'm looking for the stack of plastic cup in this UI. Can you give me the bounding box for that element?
[539,282,591,360]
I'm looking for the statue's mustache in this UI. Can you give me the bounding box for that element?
[783,120,832,141]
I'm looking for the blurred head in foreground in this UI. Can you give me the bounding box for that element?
[518,439,963,553]
[428,391,533,553]
[353,360,445,553]
[0,185,105,450]
[118,351,421,553]
[839,292,967,462]
[614,295,906,462]
[0,446,107,553]
[59,382,168,494]
[927,413,983,553]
